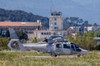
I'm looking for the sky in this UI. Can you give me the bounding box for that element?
[0,0,100,25]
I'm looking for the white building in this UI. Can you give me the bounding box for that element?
[0,20,42,39]
[68,26,95,32]
[34,30,67,39]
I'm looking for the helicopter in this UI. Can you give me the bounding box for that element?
[8,28,88,57]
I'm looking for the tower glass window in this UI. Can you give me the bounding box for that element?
[54,27,58,30]
[54,22,57,25]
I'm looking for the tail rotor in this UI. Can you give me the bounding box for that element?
[8,28,25,51]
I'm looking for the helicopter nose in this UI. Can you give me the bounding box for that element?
[81,49,88,55]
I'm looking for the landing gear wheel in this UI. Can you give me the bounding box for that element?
[55,54,57,57]
[51,52,57,57]
[77,54,81,57]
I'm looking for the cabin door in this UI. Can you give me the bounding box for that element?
[55,44,63,54]
[71,44,81,54]
[71,44,77,54]
[62,44,71,54]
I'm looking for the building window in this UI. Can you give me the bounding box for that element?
[49,32,51,35]
[41,32,43,35]
[41,32,51,35]
[54,27,56,29]
[44,33,46,35]
[54,18,57,21]
[46,32,48,35]
[54,27,58,30]
[54,22,57,25]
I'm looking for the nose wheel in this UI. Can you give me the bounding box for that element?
[77,54,81,57]
[51,52,57,57]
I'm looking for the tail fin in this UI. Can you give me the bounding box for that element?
[8,28,25,51]
[9,28,19,39]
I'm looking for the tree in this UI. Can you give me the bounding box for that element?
[65,32,96,50]
[31,37,38,43]
[93,23,98,26]
[16,31,28,40]
[31,37,41,43]
[0,36,9,50]
[63,17,84,30]
[82,21,88,27]
[80,21,89,32]
[79,19,83,24]
[94,31,100,37]
[70,17,79,23]
[63,17,71,30]
[5,30,10,37]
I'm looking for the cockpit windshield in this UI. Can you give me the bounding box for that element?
[71,42,79,48]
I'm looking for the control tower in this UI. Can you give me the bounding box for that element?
[49,11,63,30]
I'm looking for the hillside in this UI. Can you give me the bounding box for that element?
[0,8,49,28]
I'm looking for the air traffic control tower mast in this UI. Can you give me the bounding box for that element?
[49,11,63,30]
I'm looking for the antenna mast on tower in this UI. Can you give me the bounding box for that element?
[50,0,53,16]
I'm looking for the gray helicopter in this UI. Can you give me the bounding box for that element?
[8,28,88,57]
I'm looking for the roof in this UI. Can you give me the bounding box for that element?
[0,21,41,26]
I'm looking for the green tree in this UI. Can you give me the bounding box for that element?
[5,30,10,37]
[67,36,75,42]
[20,39,27,43]
[0,36,9,50]
[16,31,28,40]
[93,23,98,26]
[31,37,41,43]
[65,32,96,50]
[94,31,100,37]
[83,21,88,27]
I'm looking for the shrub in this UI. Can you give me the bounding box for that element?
[31,37,41,43]
[0,37,9,50]
[20,39,27,43]
[16,31,28,40]
[95,44,100,50]
[65,32,97,50]
[94,31,100,37]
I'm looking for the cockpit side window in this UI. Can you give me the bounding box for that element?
[63,44,70,49]
[75,45,79,48]
[56,44,62,48]
[71,45,75,50]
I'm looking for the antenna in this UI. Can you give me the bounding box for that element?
[50,0,55,15]
[50,7,52,16]
[50,0,53,15]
